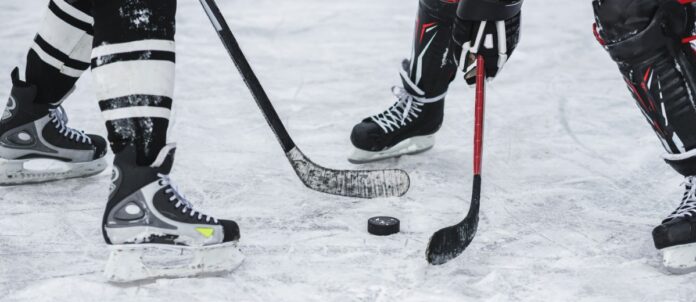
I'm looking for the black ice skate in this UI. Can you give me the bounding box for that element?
[0,68,107,185]
[103,143,243,282]
[653,174,696,274]
[349,61,445,164]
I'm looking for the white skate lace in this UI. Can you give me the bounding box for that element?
[158,174,218,223]
[48,107,92,144]
[667,176,696,220]
[370,87,445,133]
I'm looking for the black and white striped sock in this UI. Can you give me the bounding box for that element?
[26,0,93,104]
[91,0,177,165]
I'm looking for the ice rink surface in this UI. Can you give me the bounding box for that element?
[2,0,696,301]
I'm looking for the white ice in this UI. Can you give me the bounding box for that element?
[1,0,695,301]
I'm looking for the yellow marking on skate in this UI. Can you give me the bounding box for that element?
[196,227,214,238]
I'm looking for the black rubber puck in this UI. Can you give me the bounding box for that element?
[368,216,400,236]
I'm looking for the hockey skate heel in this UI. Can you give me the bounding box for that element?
[661,243,696,275]
[0,160,25,184]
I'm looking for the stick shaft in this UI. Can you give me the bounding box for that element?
[473,55,486,176]
[199,0,296,152]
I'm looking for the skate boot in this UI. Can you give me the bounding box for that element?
[653,175,696,274]
[349,60,445,164]
[0,68,107,185]
[103,143,243,283]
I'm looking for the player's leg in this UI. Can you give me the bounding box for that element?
[0,0,107,185]
[91,0,242,282]
[594,0,696,274]
[348,0,461,164]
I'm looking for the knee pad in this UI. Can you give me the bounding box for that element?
[595,0,696,155]
[593,0,661,44]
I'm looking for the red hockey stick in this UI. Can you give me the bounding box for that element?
[426,55,486,265]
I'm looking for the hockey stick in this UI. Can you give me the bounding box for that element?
[426,55,486,265]
[198,0,410,199]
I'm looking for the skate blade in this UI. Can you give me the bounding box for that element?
[348,135,435,164]
[104,242,244,283]
[0,157,107,186]
[662,243,696,275]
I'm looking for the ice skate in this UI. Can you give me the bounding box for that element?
[0,69,107,185]
[653,176,696,274]
[103,144,243,283]
[349,60,445,164]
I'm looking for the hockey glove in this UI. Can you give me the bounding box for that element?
[453,0,523,84]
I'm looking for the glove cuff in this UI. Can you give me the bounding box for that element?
[457,0,523,21]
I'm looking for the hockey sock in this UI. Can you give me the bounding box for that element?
[91,0,177,166]
[25,0,93,105]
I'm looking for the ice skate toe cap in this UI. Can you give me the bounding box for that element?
[351,122,387,151]
[653,218,696,250]
[88,134,108,159]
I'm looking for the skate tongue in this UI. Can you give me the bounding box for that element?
[10,68,27,87]
[150,144,177,174]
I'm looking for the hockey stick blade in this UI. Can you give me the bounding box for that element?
[426,176,480,265]
[199,0,410,198]
[288,148,410,198]
[426,55,486,265]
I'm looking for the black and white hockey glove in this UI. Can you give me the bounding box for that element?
[453,0,523,84]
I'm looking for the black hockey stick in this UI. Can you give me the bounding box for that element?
[198,0,410,199]
[426,55,486,265]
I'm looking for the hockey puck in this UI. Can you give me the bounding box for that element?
[368,216,400,236]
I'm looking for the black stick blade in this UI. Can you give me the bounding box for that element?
[426,176,481,265]
[287,147,411,199]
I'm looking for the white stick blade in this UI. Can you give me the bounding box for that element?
[287,147,410,199]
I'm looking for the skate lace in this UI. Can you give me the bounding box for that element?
[667,176,696,220]
[158,174,217,223]
[370,87,444,133]
[48,107,92,144]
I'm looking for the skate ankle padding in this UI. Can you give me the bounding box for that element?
[1,71,44,129]
[150,143,177,172]
[664,150,696,177]
[10,68,29,88]
[114,143,176,172]
[8,68,37,102]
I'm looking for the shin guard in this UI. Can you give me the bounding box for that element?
[406,0,462,98]
[594,0,696,159]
